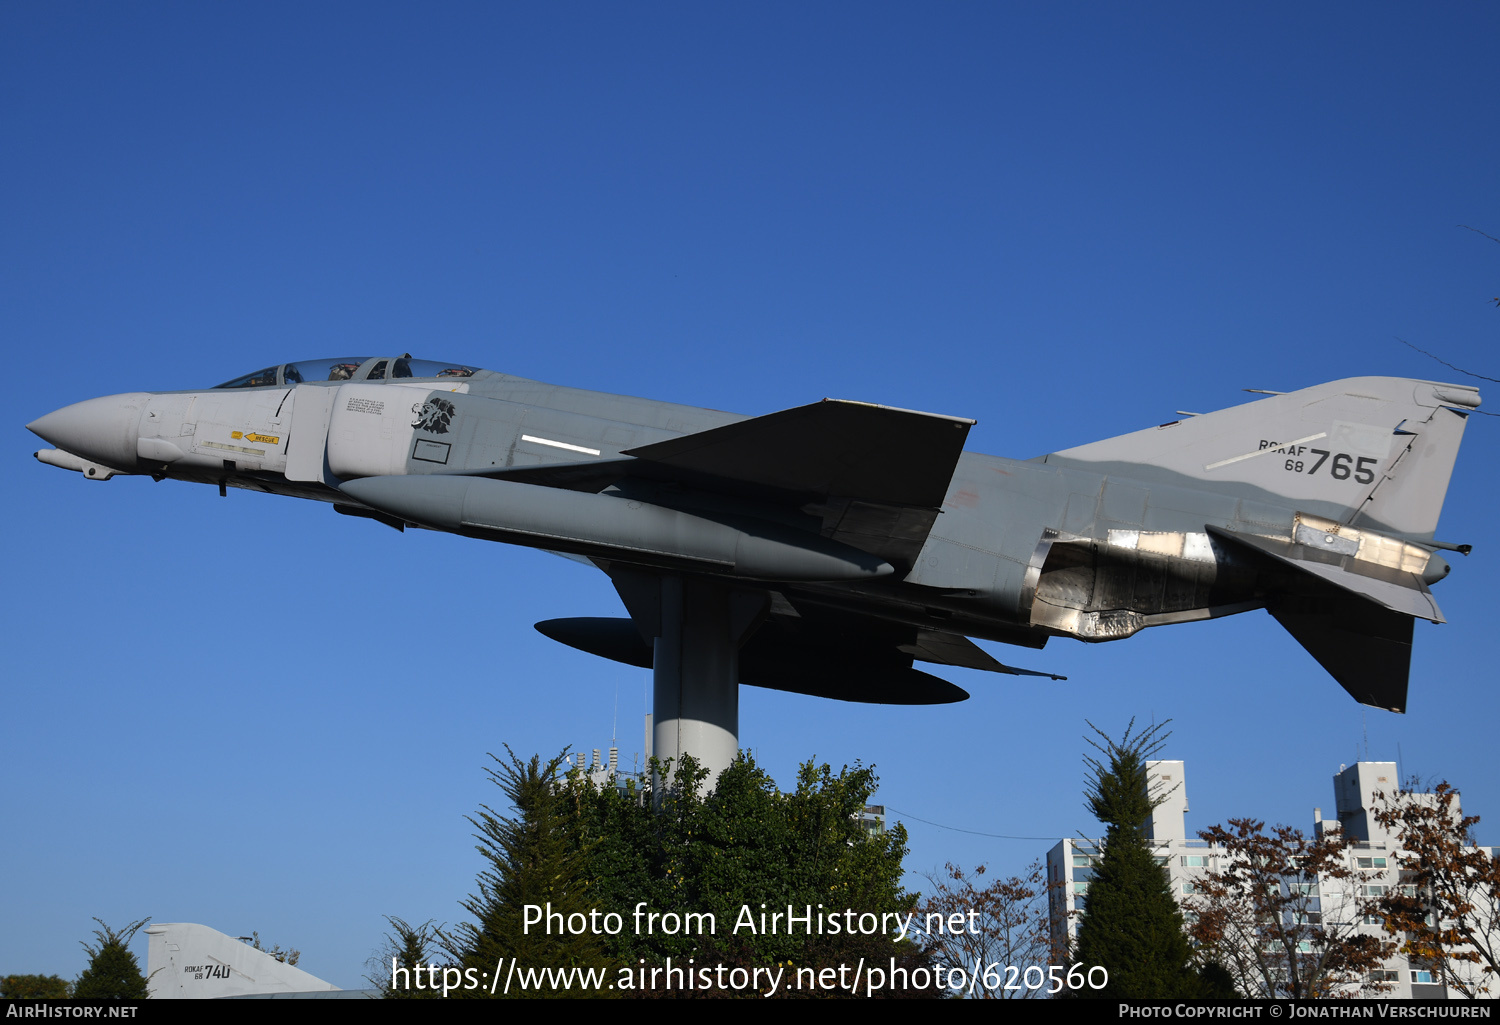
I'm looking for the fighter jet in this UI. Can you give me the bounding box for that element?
[27,355,1477,774]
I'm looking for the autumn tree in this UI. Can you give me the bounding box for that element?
[1186,820,1393,998]
[1374,780,1500,998]
[917,860,1052,998]
[1,975,71,998]
[1071,720,1201,998]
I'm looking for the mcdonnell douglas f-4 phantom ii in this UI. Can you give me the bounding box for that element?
[28,355,1478,776]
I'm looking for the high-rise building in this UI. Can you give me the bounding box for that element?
[1046,760,1498,999]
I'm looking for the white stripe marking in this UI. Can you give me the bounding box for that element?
[1205,432,1327,471]
[521,435,601,456]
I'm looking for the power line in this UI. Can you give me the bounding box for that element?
[884,806,1059,841]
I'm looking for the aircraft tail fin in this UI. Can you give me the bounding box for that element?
[145,923,342,999]
[1046,377,1479,541]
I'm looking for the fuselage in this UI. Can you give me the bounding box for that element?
[27,355,1462,669]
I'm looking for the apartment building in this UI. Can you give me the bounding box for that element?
[1046,760,1497,999]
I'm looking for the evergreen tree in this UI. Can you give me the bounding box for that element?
[445,748,612,998]
[440,748,929,996]
[73,918,150,1000]
[1072,721,1199,999]
[370,917,443,999]
[574,752,932,995]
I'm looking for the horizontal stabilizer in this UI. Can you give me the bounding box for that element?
[623,399,974,509]
[1208,526,1443,623]
[1267,594,1413,713]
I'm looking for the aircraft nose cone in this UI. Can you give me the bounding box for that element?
[27,393,151,470]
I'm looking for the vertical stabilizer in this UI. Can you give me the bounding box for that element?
[1047,377,1479,541]
[145,923,341,999]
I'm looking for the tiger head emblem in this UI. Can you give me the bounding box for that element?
[411,396,456,435]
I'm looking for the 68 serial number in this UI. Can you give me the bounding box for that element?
[1259,440,1378,483]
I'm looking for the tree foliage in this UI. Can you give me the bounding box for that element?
[369,916,445,999]
[248,931,300,966]
[1071,720,1201,999]
[1186,819,1394,998]
[917,861,1051,998]
[446,749,930,997]
[73,918,150,1001]
[1,975,71,999]
[1374,780,1500,998]
[445,747,612,998]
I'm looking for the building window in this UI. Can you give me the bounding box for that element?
[1356,856,1388,869]
[1410,970,1434,984]
[1182,855,1210,867]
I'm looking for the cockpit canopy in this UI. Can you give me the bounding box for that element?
[214,355,480,389]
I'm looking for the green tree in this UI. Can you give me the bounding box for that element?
[444,748,612,998]
[73,918,150,1001]
[369,917,444,999]
[1,975,71,999]
[1071,721,1199,999]
[440,748,930,997]
[249,931,300,966]
[574,752,932,996]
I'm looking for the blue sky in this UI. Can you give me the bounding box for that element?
[3,3,1497,988]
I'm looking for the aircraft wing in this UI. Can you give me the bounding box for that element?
[622,399,974,568]
[451,399,975,569]
[537,587,1063,706]
[621,399,974,508]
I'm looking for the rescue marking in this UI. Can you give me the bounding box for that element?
[200,441,266,457]
[521,435,601,456]
[1204,432,1326,471]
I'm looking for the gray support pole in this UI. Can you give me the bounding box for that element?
[650,576,766,790]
